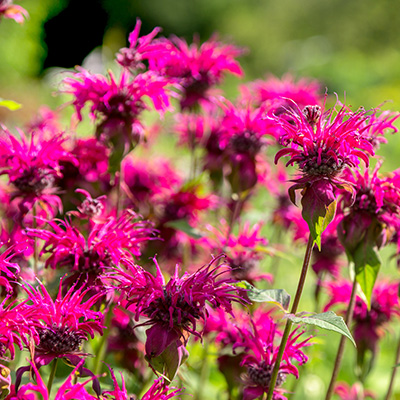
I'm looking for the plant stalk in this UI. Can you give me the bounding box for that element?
[266,234,314,400]
[47,358,59,395]
[324,274,358,400]
[384,332,400,400]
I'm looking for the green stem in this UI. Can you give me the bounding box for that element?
[47,358,58,395]
[324,274,358,400]
[266,234,314,400]
[93,305,113,375]
[384,331,400,400]
[194,341,210,400]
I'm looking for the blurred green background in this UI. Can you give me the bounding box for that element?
[1,1,400,398]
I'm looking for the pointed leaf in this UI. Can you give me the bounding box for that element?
[301,180,336,250]
[0,98,22,111]
[164,219,204,239]
[235,281,290,311]
[286,310,356,347]
[353,241,381,309]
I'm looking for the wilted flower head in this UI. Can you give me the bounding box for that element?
[63,68,172,148]
[0,127,75,220]
[0,0,28,23]
[108,255,246,359]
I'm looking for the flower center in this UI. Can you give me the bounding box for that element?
[145,289,199,327]
[230,132,261,156]
[38,325,82,354]
[247,361,286,388]
[301,154,344,177]
[352,188,377,214]
[79,198,104,217]
[13,168,55,194]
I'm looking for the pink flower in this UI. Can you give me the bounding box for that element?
[203,221,272,283]
[27,210,156,287]
[140,378,182,400]
[63,68,173,147]
[334,382,375,400]
[8,360,99,400]
[0,126,75,220]
[358,109,399,150]
[237,316,311,400]
[0,295,40,361]
[324,280,400,355]
[240,74,322,110]
[150,35,244,108]
[15,280,105,391]
[102,368,182,400]
[272,101,375,192]
[338,165,400,253]
[0,245,20,293]
[0,0,28,24]
[108,256,246,359]
[116,18,168,71]
[122,155,181,210]
[23,280,104,364]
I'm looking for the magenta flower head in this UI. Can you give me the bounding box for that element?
[271,98,379,248]
[338,164,400,254]
[0,295,40,361]
[218,102,273,193]
[241,74,322,110]
[9,359,100,400]
[26,209,156,288]
[150,34,244,109]
[22,279,105,366]
[237,317,311,400]
[0,126,75,221]
[0,0,28,23]
[122,155,181,212]
[108,255,246,361]
[334,382,375,400]
[324,280,400,375]
[63,68,173,150]
[116,18,168,72]
[0,245,20,293]
[15,279,105,393]
[203,221,272,284]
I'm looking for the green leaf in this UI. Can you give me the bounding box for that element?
[353,242,381,309]
[286,310,356,347]
[235,281,291,311]
[0,98,22,111]
[301,181,336,250]
[164,219,204,239]
[147,341,189,381]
